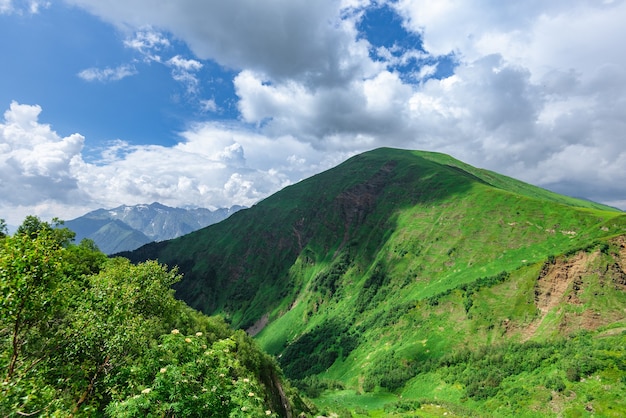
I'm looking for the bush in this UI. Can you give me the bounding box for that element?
[384,399,422,413]
[544,375,566,392]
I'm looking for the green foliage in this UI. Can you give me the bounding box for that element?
[355,262,391,313]
[106,332,277,417]
[434,332,626,404]
[0,216,306,417]
[280,319,359,380]
[1,222,105,415]
[544,375,566,392]
[363,351,418,391]
[16,215,76,246]
[311,251,352,298]
[292,376,345,398]
[383,398,422,413]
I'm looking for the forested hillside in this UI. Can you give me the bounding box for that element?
[0,217,309,417]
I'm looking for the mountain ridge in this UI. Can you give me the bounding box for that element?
[124,148,626,416]
[66,202,244,254]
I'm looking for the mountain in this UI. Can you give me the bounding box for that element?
[66,202,244,254]
[124,148,626,416]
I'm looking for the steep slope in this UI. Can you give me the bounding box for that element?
[125,148,626,416]
[66,202,244,254]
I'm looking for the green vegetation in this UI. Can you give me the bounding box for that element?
[120,148,626,416]
[1,216,309,417]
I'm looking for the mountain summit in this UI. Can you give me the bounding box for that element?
[126,148,626,415]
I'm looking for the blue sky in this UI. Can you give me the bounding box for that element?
[2,0,626,225]
[1,3,238,148]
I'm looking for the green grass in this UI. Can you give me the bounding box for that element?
[313,389,398,417]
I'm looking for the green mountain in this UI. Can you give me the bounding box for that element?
[126,148,626,416]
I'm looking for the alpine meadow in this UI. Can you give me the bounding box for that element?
[114,148,626,417]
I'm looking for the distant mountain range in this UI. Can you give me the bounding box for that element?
[65,202,244,254]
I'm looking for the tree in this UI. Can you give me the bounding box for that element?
[0,230,183,415]
[0,219,7,238]
[15,215,75,246]
[0,226,78,415]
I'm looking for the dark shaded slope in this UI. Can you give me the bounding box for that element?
[66,217,152,254]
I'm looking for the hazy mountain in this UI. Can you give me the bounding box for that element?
[124,148,626,416]
[66,202,244,254]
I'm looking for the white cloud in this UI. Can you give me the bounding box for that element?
[63,0,380,85]
[0,102,87,223]
[1,0,49,14]
[73,122,342,214]
[123,28,170,62]
[78,64,137,82]
[374,45,427,69]
[167,55,202,72]
[200,99,218,113]
[392,0,626,81]
[0,0,11,14]
[28,0,49,13]
[234,69,415,149]
[166,55,203,94]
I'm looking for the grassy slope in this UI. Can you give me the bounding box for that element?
[126,148,626,416]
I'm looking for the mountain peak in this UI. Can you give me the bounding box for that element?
[122,149,626,415]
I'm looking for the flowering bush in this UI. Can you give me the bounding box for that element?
[106,332,277,417]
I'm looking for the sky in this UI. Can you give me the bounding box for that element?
[1,0,626,226]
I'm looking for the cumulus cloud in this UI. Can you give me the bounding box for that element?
[0,102,343,224]
[0,102,87,221]
[392,0,626,80]
[73,122,343,214]
[78,64,137,82]
[235,68,415,149]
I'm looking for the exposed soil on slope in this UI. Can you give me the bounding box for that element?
[519,236,626,341]
[534,252,590,314]
[612,235,626,289]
